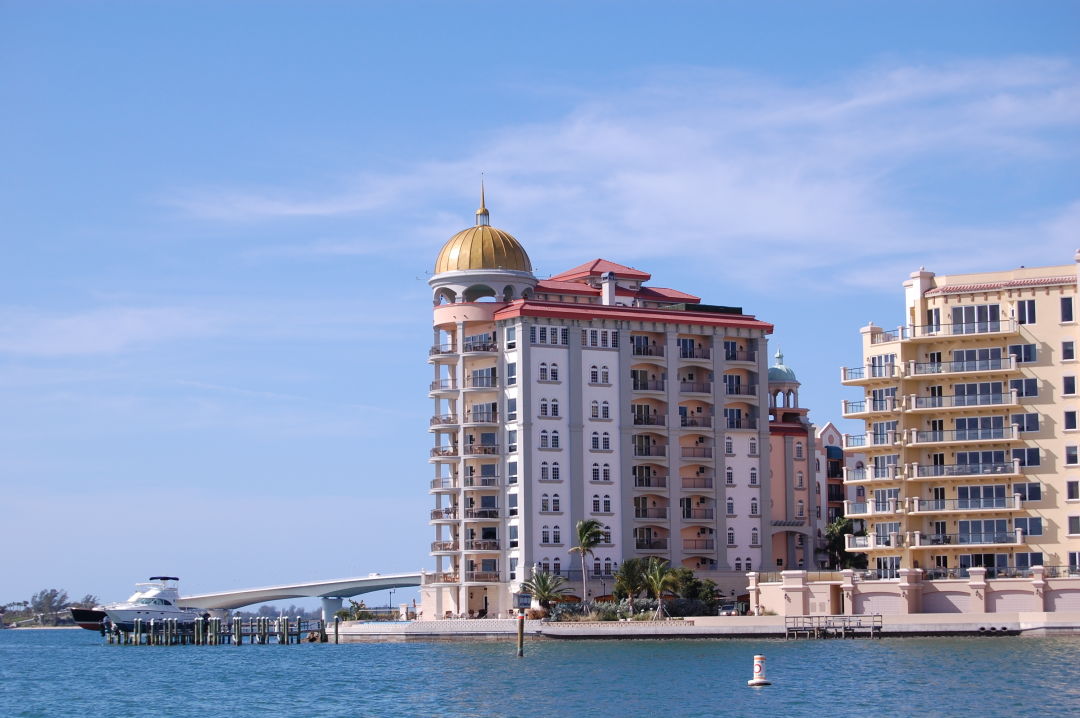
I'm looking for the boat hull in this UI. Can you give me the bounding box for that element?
[106,609,200,631]
[69,608,108,631]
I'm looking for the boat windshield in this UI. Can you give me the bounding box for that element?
[134,598,173,606]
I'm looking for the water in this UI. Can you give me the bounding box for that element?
[3,629,1079,717]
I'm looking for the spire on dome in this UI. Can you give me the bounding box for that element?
[475,176,490,227]
[774,348,784,366]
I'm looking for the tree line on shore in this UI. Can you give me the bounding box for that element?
[2,589,99,627]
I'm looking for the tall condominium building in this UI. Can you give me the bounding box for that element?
[421,197,776,619]
[840,255,1080,582]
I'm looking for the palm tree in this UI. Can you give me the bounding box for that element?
[643,558,678,619]
[568,519,604,606]
[613,557,648,614]
[825,517,867,569]
[520,570,570,610]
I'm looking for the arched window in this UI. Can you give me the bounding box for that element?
[735,559,742,571]
[749,468,758,485]
[751,529,759,545]
[550,363,559,381]
[592,495,600,512]
[541,494,550,512]
[550,399,559,417]
[726,498,735,514]
[552,525,561,543]
[603,526,612,544]
[746,558,752,571]
[540,557,550,572]
[602,432,611,450]
[751,500,759,515]
[541,526,551,544]
[542,399,551,417]
[540,430,549,448]
[540,462,549,481]
[591,432,600,450]
[727,529,735,545]
[551,462,561,481]
[590,365,599,383]
[856,486,864,498]
[553,557,561,573]
[795,442,804,459]
[796,471,804,488]
[604,558,612,574]
[749,439,758,455]
[601,366,610,384]
[552,494,561,512]
[591,401,599,419]
[603,495,611,512]
[594,558,601,575]
[551,431,560,449]
[797,500,805,517]
[725,437,734,454]
[591,463,601,481]
[602,464,611,481]
[601,401,610,419]
[726,467,734,485]
[539,363,548,381]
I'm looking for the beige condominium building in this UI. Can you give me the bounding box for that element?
[420,196,776,619]
[840,254,1080,582]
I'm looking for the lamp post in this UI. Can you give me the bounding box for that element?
[389,588,395,613]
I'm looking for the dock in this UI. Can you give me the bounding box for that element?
[104,616,326,646]
[784,615,882,639]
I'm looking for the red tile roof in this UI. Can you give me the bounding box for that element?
[549,259,652,282]
[494,300,773,332]
[926,275,1076,296]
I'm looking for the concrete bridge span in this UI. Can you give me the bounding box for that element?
[179,572,423,620]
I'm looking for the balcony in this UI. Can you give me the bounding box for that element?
[430,477,458,490]
[635,538,669,550]
[725,418,758,431]
[681,446,714,459]
[908,355,1017,377]
[428,343,457,359]
[633,476,668,488]
[632,415,666,426]
[463,475,499,488]
[723,384,757,397]
[634,508,669,519]
[461,341,498,353]
[632,379,666,392]
[430,445,459,458]
[910,460,1021,480]
[843,431,900,449]
[429,379,457,393]
[463,444,500,455]
[908,496,1022,514]
[910,530,1023,548]
[431,540,459,552]
[632,345,665,357]
[633,445,667,458]
[683,539,715,551]
[682,508,715,520]
[680,381,712,394]
[870,327,905,344]
[840,364,898,384]
[909,426,1020,446]
[463,571,500,582]
[463,508,501,520]
[424,572,459,584]
[681,476,714,489]
[679,347,712,360]
[430,414,459,427]
[841,398,898,418]
[907,391,1017,412]
[906,319,1019,340]
[680,416,713,428]
[463,376,498,390]
[845,533,905,551]
[844,499,903,518]
[842,465,901,484]
[725,349,756,364]
[463,410,498,425]
[463,539,500,551]
[430,508,458,520]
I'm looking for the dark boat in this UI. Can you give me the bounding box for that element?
[69,607,108,631]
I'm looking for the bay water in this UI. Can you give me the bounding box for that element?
[3,628,1078,717]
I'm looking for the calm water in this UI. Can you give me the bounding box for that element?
[3,629,1079,717]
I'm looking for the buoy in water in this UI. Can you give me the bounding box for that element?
[747,654,772,686]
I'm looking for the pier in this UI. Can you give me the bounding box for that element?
[784,615,882,639]
[104,616,326,646]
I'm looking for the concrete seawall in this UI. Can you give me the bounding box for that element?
[334,612,1080,641]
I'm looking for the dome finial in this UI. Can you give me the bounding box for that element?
[476,174,490,227]
[774,347,784,366]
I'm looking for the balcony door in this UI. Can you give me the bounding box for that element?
[957,484,1005,509]
[955,416,1003,440]
[953,347,1001,371]
[959,519,1007,544]
[951,304,1000,334]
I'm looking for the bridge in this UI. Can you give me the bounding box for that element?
[179,572,424,620]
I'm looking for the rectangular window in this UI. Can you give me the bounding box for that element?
[1011,413,1040,432]
[1067,481,1079,500]
[1010,378,1038,397]
[1069,516,1080,535]
[1008,344,1037,363]
[1064,341,1076,361]
[1067,446,1078,465]
[1067,412,1078,431]
[1062,296,1075,323]
[1015,552,1044,569]
[506,326,516,349]
[1015,517,1043,536]
[506,362,516,386]
[1014,482,1041,502]
[529,326,537,344]
[509,524,518,546]
[951,304,1000,334]
[1065,376,1077,395]
[507,430,518,453]
[1017,299,1036,325]
[508,495,518,519]
[1013,448,1040,467]
[507,460,518,484]
[507,398,517,422]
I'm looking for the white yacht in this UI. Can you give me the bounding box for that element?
[103,577,202,630]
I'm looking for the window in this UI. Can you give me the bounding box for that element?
[552,557,561,574]
[1010,378,1038,397]
[551,431,560,449]
[540,430,549,448]
[591,401,599,419]
[601,401,610,419]
[725,437,734,455]
[549,363,559,381]
[1065,342,1076,361]
[1065,376,1077,395]
[507,362,517,385]
[1013,448,1040,467]
[727,529,736,546]
[797,500,805,518]
[530,326,537,344]
[550,399,559,418]
[602,432,611,450]
[1017,299,1036,325]
[749,439,758,455]
[602,464,611,481]
[589,365,599,383]
[1008,344,1037,363]
[1067,446,1079,466]
[726,467,734,485]
[507,430,518,452]
[504,326,517,349]
[1070,516,1080,535]
[507,398,517,422]
[592,463,600,481]
[726,498,735,515]
[592,495,600,512]
[539,363,548,381]
[746,558,753,571]
[509,524,518,547]
[1067,481,1078,500]
[508,461,518,484]
[541,526,550,544]
[591,432,600,450]
[539,399,549,417]
[751,529,759,545]
[540,462,549,481]
[1011,413,1040,432]
[734,559,742,571]
[552,526,561,543]
[601,366,610,384]
[1062,296,1074,323]
[552,494,561,512]
[751,500,759,515]
[551,462,560,481]
[796,471,804,488]
[795,442,804,459]
[1014,482,1042,501]
[603,527,612,544]
[541,494,550,512]
[1015,552,1044,570]
[1015,517,1043,536]
[603,495,611,512]
[750,468,758,486]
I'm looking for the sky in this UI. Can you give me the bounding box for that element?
[2,1,1078,607]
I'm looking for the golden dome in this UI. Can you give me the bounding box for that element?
[434,225,533,274]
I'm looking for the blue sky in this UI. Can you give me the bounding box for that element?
[2,1,1078,606]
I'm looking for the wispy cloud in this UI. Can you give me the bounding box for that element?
[167,57,1080,287]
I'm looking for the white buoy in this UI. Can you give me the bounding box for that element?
[747,654,772,686]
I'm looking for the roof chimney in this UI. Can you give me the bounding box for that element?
[601,271,616,305]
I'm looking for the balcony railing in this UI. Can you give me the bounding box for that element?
[430,478,457,490]
[633,446,667,457]
[634,508,669,519]
[463,508,501,519]
[909,496,1021,513]
[910,356,1016,376]
[841,364,898,381]
[681,477,714,489]
[908,319,1018,338]
[461,341,498,353]
[679,347,711,360]
[635,538,669,550]
[846,533,905,550]
[464,376,498,389]
[682,508,715,520]
[464,571,500,582]
[463,444,500,455]
[463,539,500,551]
[425,572,458,584]
[429,343,456,356]
[680,416,713,428]
[430,508,458,520]
[431,541,459,552]
[463,475,499,487]
[633,476,668,488]
[842,398,897,415]
[725,349,756,363]
[681,447,714,459]
[909,392,1016,410]
[725,418,758,430]
[632,415,666,426]
[724,384,757,396]
[870,328,904,344]
[632,345,665,357]
[912,461,1020,478]
[844,500,901,516]
[430,414,459,426]
[913,531,1021,547]
[633,380,666,391]
[910,427,1019,444]
[923,565,1077,580]
[683,539,715,551]
[429,379,456,391]
[463,410,498,423]
[430,445,459,458]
